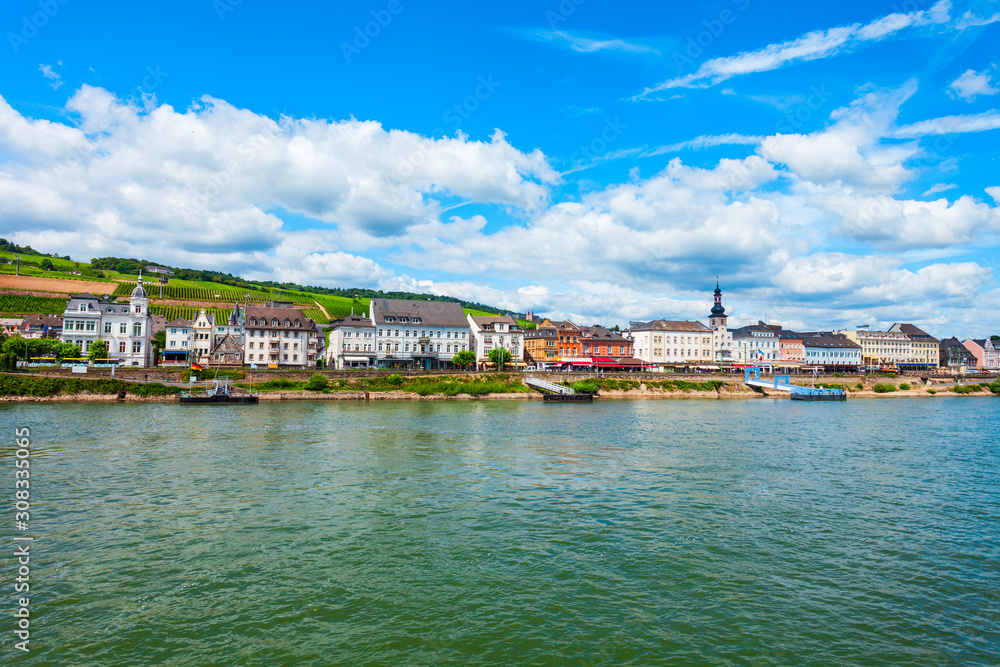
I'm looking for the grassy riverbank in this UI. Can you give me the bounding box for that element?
[0,373,181,398]
[239,372,532,397]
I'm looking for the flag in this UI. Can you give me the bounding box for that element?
[191,363,204,371]
[756,349,764,361]
[251,363,258,370]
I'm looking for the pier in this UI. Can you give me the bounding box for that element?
[744,367,846,401]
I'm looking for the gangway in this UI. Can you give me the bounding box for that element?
[525,376,575,395]
[744,367,845,401]
[525,376,593,402]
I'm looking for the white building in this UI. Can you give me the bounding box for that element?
[732,324,780,366]
[60,273,152,366]
[370,298,470,370]
[467,314,524,368]
[627,320,715,369]
[326,313,377,369]
[837,326,913,368]
[162,317,192,365]
[800,333,862,371]
[243,302,318,368]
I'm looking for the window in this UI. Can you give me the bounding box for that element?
[283,354,288,361]
[283,343,289,350]
[293,354,298,361]
[133,341,141,354]
[120,323,127,334]
[182,341,187,348]
[119,341,127,353]
[105,322,112,334]
[135,305,141,314]
[133,323,141,337]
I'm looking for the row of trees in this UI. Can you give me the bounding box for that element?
[450,348,513,370]
[0,334,110,369]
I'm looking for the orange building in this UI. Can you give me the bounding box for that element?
[539,319,583,359]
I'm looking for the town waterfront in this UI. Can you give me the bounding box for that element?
[2,399,998,665]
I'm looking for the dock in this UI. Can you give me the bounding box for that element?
[744,367,845,401]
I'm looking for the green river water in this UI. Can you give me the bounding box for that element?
[1,397,998,665]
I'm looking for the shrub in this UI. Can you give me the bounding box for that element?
[256,378,301,390]
[833,372,844,377]
[855,383,864,391]
[884,372,896,378]
[873,383,897,393]
[899,383,911,391]
[926,388,937,395]
[387,373,404,386]
[951,384,979,395]
[304,373,328,391]
[990,380,1000,395]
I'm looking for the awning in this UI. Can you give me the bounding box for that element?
[697,365,720,370]
[343,356,372,362]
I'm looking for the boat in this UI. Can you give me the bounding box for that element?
[179,378,258,404]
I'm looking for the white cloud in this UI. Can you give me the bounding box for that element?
[529,30,659,55]
[922,183,957,196]
[891,110,1000,137]
[948,68,998,101]
[38,64,63,90]
[635,1,955,96]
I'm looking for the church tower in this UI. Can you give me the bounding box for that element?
[709,280,726,329]
[709,280,731,365]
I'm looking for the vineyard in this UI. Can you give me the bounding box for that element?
[150,305,235,322]
[113,282,302,303]
[0,294,69,315]
[300,308,329,324]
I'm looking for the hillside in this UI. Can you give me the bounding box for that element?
[0,243,525,324]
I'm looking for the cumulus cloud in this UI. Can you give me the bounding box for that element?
[2,83,1000,336]
[948,68,998,101]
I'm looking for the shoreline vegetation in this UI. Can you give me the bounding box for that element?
[1,372,998,403]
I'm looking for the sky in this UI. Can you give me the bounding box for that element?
[1,0,999,337]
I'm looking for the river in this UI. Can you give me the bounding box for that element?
[1,398,998,665]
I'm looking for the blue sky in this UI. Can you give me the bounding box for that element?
[1,0,999,336]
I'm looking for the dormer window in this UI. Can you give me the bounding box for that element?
[284,319,291,327]
[78,304,87,312]
[295,319,301,327]
[272,319,279,327]
[412,318,421,323]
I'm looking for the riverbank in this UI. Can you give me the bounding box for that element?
[2,371,997,402]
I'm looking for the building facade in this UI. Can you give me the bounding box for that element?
[838,326,913,368]
[243,302,318,368]
[370,298,470,370]
[800,332,863,371]
[939,336,976,371]
[580,325,633,358]
[60,273,152,366]
[468,315,524,368]
[326,313,377,369]
[732,323,781,366]
[963,338,998,370]
[889,323,939,369]
[162,317,192,365]
[523,327,558,366]
[628,320,714,368]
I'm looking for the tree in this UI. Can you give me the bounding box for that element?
[39,258,55,271]
[151,330,166,363]
[488,347,512,371]
[88,339,108,362]
[453,350,476,369]
[55,342,81,362]
[304,373,328,391]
